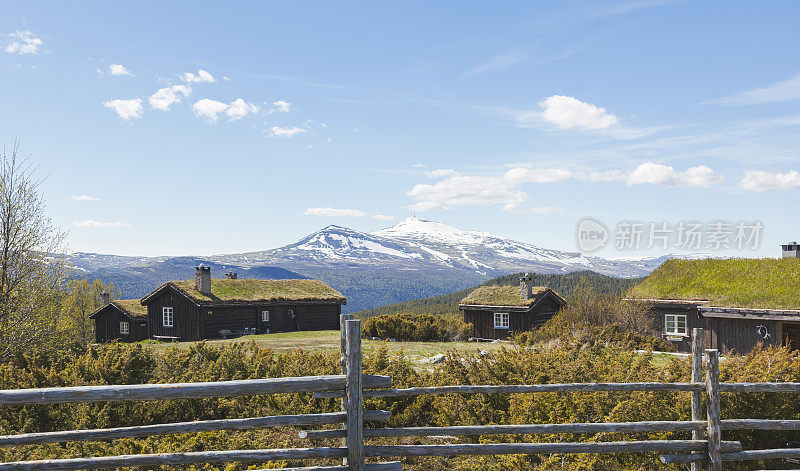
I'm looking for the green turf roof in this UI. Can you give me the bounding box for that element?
[170,278,346,304]
[459,285,551,307]
[629,258,800,310]
[111,299,147,319]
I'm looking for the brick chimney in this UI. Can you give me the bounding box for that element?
[195,266,212,295]
[520,273,534,300]
[225,271,238,279]
[782,242,800,259]
[100,291,110,305]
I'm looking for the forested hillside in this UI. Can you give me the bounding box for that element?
[354,270,643,318]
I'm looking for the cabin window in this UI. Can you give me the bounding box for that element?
[665,314,687,336]
[162,307,174,327]
[494,312,509,329]
[119,321,129,334]
[262,310,269,322]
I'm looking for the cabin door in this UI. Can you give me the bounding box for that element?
[285,307,299,332]
[783,323,800,349]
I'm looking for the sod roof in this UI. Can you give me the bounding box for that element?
[459,285,553,307]
[168,278,346,304]
[629,258,800,310]
[112,299,148,319]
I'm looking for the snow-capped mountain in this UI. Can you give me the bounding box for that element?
[69,217,699,312]
[211,217,688,278]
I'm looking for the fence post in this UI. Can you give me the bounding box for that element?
[340,313,354,466]
[690,328,704,471]
[345,319,364,471]
[705,349,722,471]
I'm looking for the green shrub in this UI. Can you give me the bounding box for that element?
[360,313,471,342]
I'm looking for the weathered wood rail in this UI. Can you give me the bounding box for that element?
[2,322,800,470]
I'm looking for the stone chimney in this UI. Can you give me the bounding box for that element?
[782,242,800,259]
[100,291,110,305]
[225,271,238,279]
[195,266,212,295]
[520,273,534,300]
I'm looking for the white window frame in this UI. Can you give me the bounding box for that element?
[120,321,129,334]
[262,310,269,322]
[162,307,174,327]
[665,314,687,336]
[494,312,509,329]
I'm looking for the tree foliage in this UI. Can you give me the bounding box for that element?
[0,140,67,358]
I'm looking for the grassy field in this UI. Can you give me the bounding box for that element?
[146,330,511,364]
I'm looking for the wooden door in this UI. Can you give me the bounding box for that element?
[782,323,800,349]
[285,307,299,332]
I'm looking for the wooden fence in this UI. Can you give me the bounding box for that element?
[0,319,800,470]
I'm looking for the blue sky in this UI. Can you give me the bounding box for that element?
[2,1,799,258]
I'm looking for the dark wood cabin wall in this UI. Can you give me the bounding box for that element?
[707,317,779,354]
[202,305,258,338]
[93,307,140,343]
[463,297,563,341]
[647,306,704,353]
[296,304,340,331]
[147,290,200,341]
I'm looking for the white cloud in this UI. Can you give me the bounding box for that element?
[149,85,191,111]
[304,207,366,217]
[626,162,722,187]
[704,73,800,105]
[373,214,395,221]
[411,163,427,168]
[192,99,229,121]
[109,64,133,76]
[5,30,43,55]
[192,98,259,121]
[408,162,721,212]
[69,195,99,202]
[270,100,292,113]
[226,98,260,120]
[740,170,800,192]
[73,220,130,228]
[408,174,528,212]
[102,98,143,120]
[538,95,619,130]
[270,126,307,138]
[182,69,216,83]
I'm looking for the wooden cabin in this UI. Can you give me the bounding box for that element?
[139,267,346,342]
[629,246,800,354]
[90,295,149,343]
[459,274,566,340]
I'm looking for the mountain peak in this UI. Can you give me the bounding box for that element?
[373,217,494,245]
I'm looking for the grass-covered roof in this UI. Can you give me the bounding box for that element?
[460,285,551,307]
[110,299,147,319]
[170,279,346,304]
[629,258,800,310]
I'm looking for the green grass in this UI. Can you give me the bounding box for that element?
[460,285,548,307]
[171,278,346,303]
[629,258,800,309]
[145,330,509,363]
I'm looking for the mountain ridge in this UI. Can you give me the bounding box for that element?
[69,217,700,312]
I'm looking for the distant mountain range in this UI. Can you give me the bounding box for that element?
[69,217,703,313]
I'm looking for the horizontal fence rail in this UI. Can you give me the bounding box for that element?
[0,375,391,406]
[363,441,742,458]
[315,382,704,399]
[0,448,351,471]
[250,463,401,471]
[301,420,708,440]
[718,382,800,393]
[0,410,391,447]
